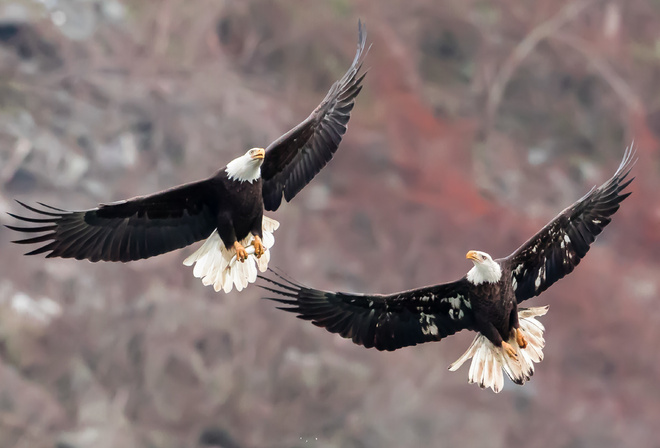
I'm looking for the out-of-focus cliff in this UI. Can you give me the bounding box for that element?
[1,1,659,447]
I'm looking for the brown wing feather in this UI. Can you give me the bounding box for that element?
[504,146,636,303]
[259,270,474,351]
[7,178,223,262]
[261,20,368,211]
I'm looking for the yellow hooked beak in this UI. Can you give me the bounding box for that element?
[251,148,265,160]
[466,250,480,262]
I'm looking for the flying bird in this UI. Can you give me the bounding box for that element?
[7,21,369,293]
[260,146,636,392]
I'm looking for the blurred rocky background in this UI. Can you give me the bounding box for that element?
[1,0,659,447]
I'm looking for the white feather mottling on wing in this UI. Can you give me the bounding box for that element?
[448,306,548,393]
[183,216,280,293]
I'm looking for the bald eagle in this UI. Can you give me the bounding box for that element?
[260,147,636,392]
[7,22,368,293]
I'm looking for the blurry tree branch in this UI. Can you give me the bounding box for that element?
[552,33,642,113]
[153,0,174,58]
[484,0,599,133]
[1,138,32,185]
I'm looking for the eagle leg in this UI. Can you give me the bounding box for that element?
[515,328,528,349]
[233,241,248,262]
[502,341,518,360]
[252,235,265,258]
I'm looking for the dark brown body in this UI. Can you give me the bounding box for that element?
[468,262,519,347]
[213,172,264,249]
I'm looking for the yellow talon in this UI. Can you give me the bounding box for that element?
[253,235,265,258]
[502,341,518,360]
[233,241,248,262]
[515,328,528,349]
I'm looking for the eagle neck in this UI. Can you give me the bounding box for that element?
[467,260,502,285]
[225,154,262,183]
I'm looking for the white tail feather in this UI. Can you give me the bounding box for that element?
[183,216,280,293]
[448,306,548,393]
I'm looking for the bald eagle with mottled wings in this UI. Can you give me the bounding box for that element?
[7,22,368,293]
[261,147,635,392]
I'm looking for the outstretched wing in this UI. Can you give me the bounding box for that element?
[260,270,474,351]
[505,146,636,303]
[260,20,368,211]
[7,178,222,262]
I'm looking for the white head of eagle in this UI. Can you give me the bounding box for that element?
[466,250,502,285]
[225,147,266,183]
